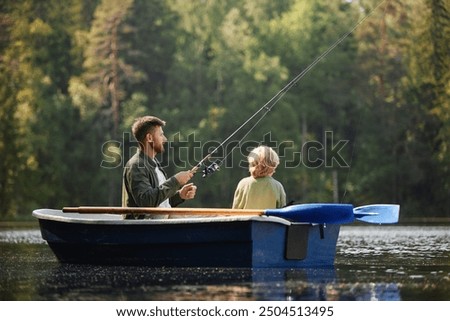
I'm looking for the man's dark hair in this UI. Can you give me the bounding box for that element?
[132,116,166,144]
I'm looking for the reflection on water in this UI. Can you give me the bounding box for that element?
[0,225,448,300]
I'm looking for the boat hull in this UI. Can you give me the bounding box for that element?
[33,209,340,268]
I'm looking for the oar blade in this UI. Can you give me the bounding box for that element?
[353,204,400,224]
[264,203,355,224]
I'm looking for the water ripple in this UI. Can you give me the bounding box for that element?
[337,226,450,266]
[0,229,46,244]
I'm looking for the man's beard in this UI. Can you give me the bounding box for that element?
[153,142,165,154]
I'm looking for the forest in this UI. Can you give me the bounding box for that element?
[0,0,449,220]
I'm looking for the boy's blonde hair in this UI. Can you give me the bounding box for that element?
[248,146,280,178]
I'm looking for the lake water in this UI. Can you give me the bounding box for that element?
[0,224,448,301]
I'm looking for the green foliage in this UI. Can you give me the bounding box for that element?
[348,0,450,217]
[0,65,19,216]
[0,0,449,219]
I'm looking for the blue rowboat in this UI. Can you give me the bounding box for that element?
[32,203,399,268]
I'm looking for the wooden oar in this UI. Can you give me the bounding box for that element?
[62,203,399,225]
[63,206,261,216]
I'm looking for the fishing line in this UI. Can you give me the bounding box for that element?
[202,105,273,177]
[195,0,388,178]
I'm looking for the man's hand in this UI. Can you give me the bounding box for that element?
[179,183,197,200]
[174,170,194,185]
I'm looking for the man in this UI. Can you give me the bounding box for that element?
[122,116,197,218]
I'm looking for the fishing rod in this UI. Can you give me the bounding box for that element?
[192,0,387,178]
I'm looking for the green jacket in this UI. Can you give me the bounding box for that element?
[232,176,286,209]
[122,150,184,208]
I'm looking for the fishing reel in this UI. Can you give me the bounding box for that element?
[202,161,220,178]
